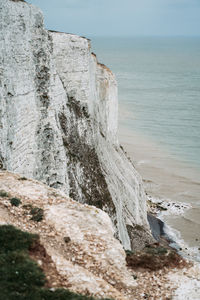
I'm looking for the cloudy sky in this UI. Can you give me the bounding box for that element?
[28,0,200,37]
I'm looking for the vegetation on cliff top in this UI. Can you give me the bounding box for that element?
[0,225,112,300]
[126,243,188,271]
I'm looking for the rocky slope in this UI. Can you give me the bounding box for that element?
[0,0,153,249]
[1,171,200,300]
[0,170,136,300]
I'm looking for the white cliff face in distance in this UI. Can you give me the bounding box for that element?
[0,0,153,250]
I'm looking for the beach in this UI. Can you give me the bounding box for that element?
[118,121,200,261]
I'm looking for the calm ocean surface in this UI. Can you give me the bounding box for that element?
[92,37,200,169]
[92,37,200,260]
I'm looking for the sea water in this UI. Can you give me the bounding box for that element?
[91,37,200,261]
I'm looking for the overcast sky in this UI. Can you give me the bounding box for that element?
[28,0,200,37]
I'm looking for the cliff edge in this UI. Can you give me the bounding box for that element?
[0,0,153,250]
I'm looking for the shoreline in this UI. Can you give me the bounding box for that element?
[147,195,200,262]
[118,124,200,262]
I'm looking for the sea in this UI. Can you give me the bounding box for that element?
[91,37,200,261]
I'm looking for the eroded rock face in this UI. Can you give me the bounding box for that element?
[0,0,153,249]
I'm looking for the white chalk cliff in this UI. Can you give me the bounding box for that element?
[0,0,152,250]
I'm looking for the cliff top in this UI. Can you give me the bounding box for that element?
[49,30,91,42]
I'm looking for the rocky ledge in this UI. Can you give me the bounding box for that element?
[0,171,136,300]
[1,171,200,300]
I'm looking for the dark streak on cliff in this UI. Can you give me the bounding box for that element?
[10,0,26,2]
[58,96,117,226]
[33,26,60,188]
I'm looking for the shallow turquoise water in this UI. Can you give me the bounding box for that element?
[91,37,200,169]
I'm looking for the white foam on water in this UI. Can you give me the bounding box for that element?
[148,195,200,262]
[163,222,200,263]
[148,195,192,217]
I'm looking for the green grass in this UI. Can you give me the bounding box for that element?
[145,246,168,256]
[0,225,113,300]
[0,225,38,254]
[0,251,46,298]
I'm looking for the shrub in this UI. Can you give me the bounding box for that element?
[145,246,168,256]
[126,243,188,271]
[10,197,21,207]
[0,190,9,198]
[18,177,27,181]
[30,207,44,222]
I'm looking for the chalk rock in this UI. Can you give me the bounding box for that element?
[0,0,153,249]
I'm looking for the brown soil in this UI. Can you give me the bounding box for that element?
[29,239,64,288]
[126,243,190,272]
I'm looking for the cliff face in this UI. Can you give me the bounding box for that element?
[0,0,152,249]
